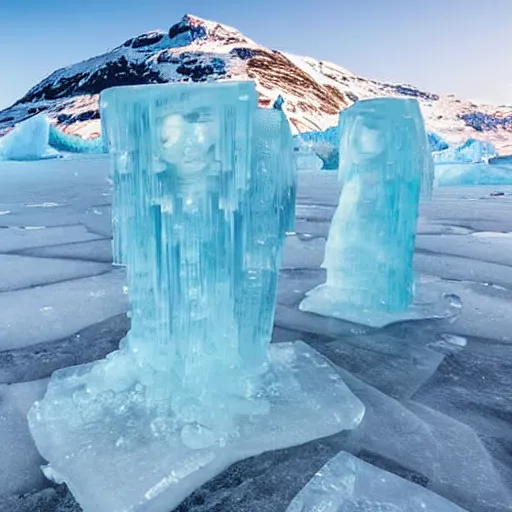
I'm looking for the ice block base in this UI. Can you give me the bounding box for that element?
[299,276,462,328]
[28,341,364,512]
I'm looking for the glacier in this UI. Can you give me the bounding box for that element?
[48,124,106,154]
[286,451,468,512]
[26,81,363,512]
[299,97,455,327]
[433,138,498,164]
[0,114,59,161]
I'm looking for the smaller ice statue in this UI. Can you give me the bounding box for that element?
[300,98,459,327]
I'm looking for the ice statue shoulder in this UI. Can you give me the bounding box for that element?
[299,98,459,327]
[286,451,469,512]
[28,80,364,512]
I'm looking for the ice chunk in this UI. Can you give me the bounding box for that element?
[48,124,106,154]
[28,81,364,512]
[286,451,468,512]
[427,131,449,152]
[435,162,512,186]
[0,114,59,161]
[300,98,450,327]
[406,402,512,512]
[433,138,498,164]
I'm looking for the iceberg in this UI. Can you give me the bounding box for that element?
[296,126,339,170]
[299,98,453,327]
[27,81,364,512]
[427,131,449,152]
[48,124,106,154]
[0,114,59,161]
[285,451,468,512]
[433,138,498,164]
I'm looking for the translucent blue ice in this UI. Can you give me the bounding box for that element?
[300,98,442,327]
[427,131,449,152]
[433,138,498,164]
[0,114,59,161]
[435,162,512,187]
[28,81,364,512]
[48,124,106,154]
[296,123,437,178]
[286,451,468,512]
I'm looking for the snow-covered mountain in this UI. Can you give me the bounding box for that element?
[1,14,511,153]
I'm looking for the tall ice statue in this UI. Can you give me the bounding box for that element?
[27,81,364,512]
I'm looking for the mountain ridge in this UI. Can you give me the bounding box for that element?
[1,14,511,153]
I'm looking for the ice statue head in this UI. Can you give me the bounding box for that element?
[337,97,433,197]
[158,108,219,178]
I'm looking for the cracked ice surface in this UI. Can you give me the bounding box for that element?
[286,451,468,512]
[0,159,511,512]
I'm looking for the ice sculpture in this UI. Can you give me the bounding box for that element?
[27,81,364,512]
[299,98,456,327]
[0,114,59,161]
[286,451,468,512]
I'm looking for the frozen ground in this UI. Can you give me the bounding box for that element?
[0,158,511,512]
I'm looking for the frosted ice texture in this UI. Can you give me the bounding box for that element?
[299,98,442,326]
[27,81,364,512]
[286,451,468,512]
[0,114,59,161]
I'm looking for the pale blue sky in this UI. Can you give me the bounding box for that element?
[1,0,511,109]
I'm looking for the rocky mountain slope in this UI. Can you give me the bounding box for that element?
[1,14,511,153]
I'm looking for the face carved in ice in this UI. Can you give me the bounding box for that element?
[346,116,386,164]
[159,109,218,179]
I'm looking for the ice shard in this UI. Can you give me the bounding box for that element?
[299,98,458,327]
[27,81,364,512]
[286,451,468,512]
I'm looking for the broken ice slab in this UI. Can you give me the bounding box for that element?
[300,98,447,327]
[300,275,462,328]
[28,81,364,512]
[28,342,364,512]
[286,451,468,512]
